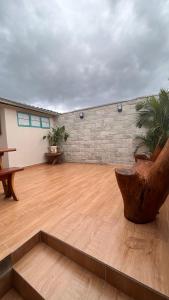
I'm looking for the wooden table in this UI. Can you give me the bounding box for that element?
[0,148,16,169]
[45,152,63,165]
[0,148,18,199]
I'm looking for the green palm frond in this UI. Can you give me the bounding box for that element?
[135,89,169,153]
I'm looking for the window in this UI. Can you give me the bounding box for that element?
[41,117,50,128]
[17,112,50,129]
[17,112,30,127]
[30,115,41,127]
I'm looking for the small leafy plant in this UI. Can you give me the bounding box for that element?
[43,126,69,146]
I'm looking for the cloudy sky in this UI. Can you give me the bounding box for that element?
[0,0,169,112]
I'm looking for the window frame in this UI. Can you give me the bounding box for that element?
[17,112,30,127]
[17,112,50,129]
[41,116,51,129]
[30,114,41,128]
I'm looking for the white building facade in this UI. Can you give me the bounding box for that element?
[0,98,57,167]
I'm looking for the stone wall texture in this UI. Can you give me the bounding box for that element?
[57,97,146,164]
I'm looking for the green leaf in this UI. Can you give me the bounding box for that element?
[42,126,69,146]
[135,89,169,153]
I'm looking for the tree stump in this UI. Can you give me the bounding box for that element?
[115,139,169,224]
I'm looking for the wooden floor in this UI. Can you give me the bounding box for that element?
[13,242,132,300]
[0,163,169,297]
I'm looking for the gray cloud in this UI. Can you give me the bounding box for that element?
[0,0,169,112]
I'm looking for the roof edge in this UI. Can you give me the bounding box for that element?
[0,97,58,116]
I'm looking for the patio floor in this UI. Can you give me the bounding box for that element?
[0,163,169,298]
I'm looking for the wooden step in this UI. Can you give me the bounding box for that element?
[0,289,23,300]
[1,231,167,300]
[13,242,133,300]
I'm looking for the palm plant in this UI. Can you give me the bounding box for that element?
[43,126,69,146]
[135,89,169,154]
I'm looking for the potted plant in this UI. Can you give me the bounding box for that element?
[43,126,69,153]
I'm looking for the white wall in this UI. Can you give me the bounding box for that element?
[3,107,55,167]
[0,107,9,167]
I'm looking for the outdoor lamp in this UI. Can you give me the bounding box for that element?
[79,112,84,119]
[117,103,122,112]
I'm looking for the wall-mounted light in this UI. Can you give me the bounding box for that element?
[79,112,84,119]
[117,103,122,112]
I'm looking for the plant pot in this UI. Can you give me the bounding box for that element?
[49,146,57,153]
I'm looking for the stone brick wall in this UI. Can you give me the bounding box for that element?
[57,97,146,164]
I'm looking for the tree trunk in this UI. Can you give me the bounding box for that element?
[115,139,169,224]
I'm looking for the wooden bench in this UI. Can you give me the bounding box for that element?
[0,167,24,201]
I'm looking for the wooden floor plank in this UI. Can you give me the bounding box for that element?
[0,163,169,297]
[14,242,133,300]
